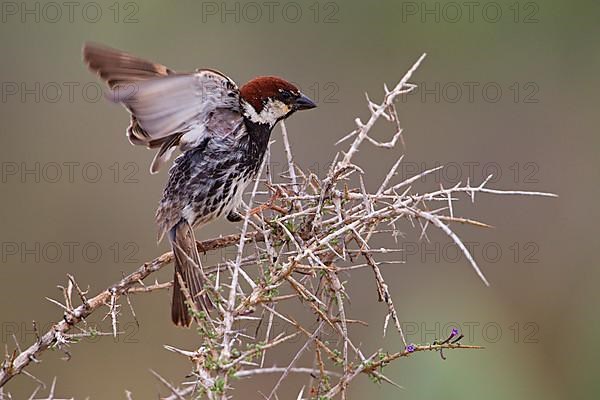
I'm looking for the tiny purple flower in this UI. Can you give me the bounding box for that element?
[451,328,459,337]
[406,344,416,353]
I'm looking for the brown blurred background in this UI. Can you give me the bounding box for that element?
[0,0,598,398]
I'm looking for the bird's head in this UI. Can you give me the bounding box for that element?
[240,76,316,126]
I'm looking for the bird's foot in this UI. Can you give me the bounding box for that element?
[195,239,207,255]
[247,188,285,217]
[226,210,243,223]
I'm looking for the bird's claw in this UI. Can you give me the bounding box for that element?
[226,210,243,223]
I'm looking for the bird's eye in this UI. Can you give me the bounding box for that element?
[279,91,293,102]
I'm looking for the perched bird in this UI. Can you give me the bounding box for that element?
[83,43,316,327]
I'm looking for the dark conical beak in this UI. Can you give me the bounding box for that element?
[293,93,317,110]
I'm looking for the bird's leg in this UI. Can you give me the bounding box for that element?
[246,188,285,217]
[195,238,207,255]
[226,189,285,222]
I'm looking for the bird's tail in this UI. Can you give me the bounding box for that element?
[169,221,210,327]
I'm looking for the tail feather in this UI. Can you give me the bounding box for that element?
[170,222,210,327]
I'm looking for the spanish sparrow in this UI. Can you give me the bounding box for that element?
[83,43,316,326]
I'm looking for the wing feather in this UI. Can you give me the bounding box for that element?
[112,72,240,139]
[83,43,242,173]
[83,42,173,88]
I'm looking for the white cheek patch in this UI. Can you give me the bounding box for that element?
[243,99,290,125]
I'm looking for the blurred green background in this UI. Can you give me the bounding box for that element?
[1,0,598,398]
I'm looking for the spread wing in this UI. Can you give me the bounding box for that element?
[83,42,242,173]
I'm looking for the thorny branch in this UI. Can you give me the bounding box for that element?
[0,53,556,399]
[0,234,261,389]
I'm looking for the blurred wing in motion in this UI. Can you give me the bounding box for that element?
[83,43,242,173]
[83,42,174,89]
